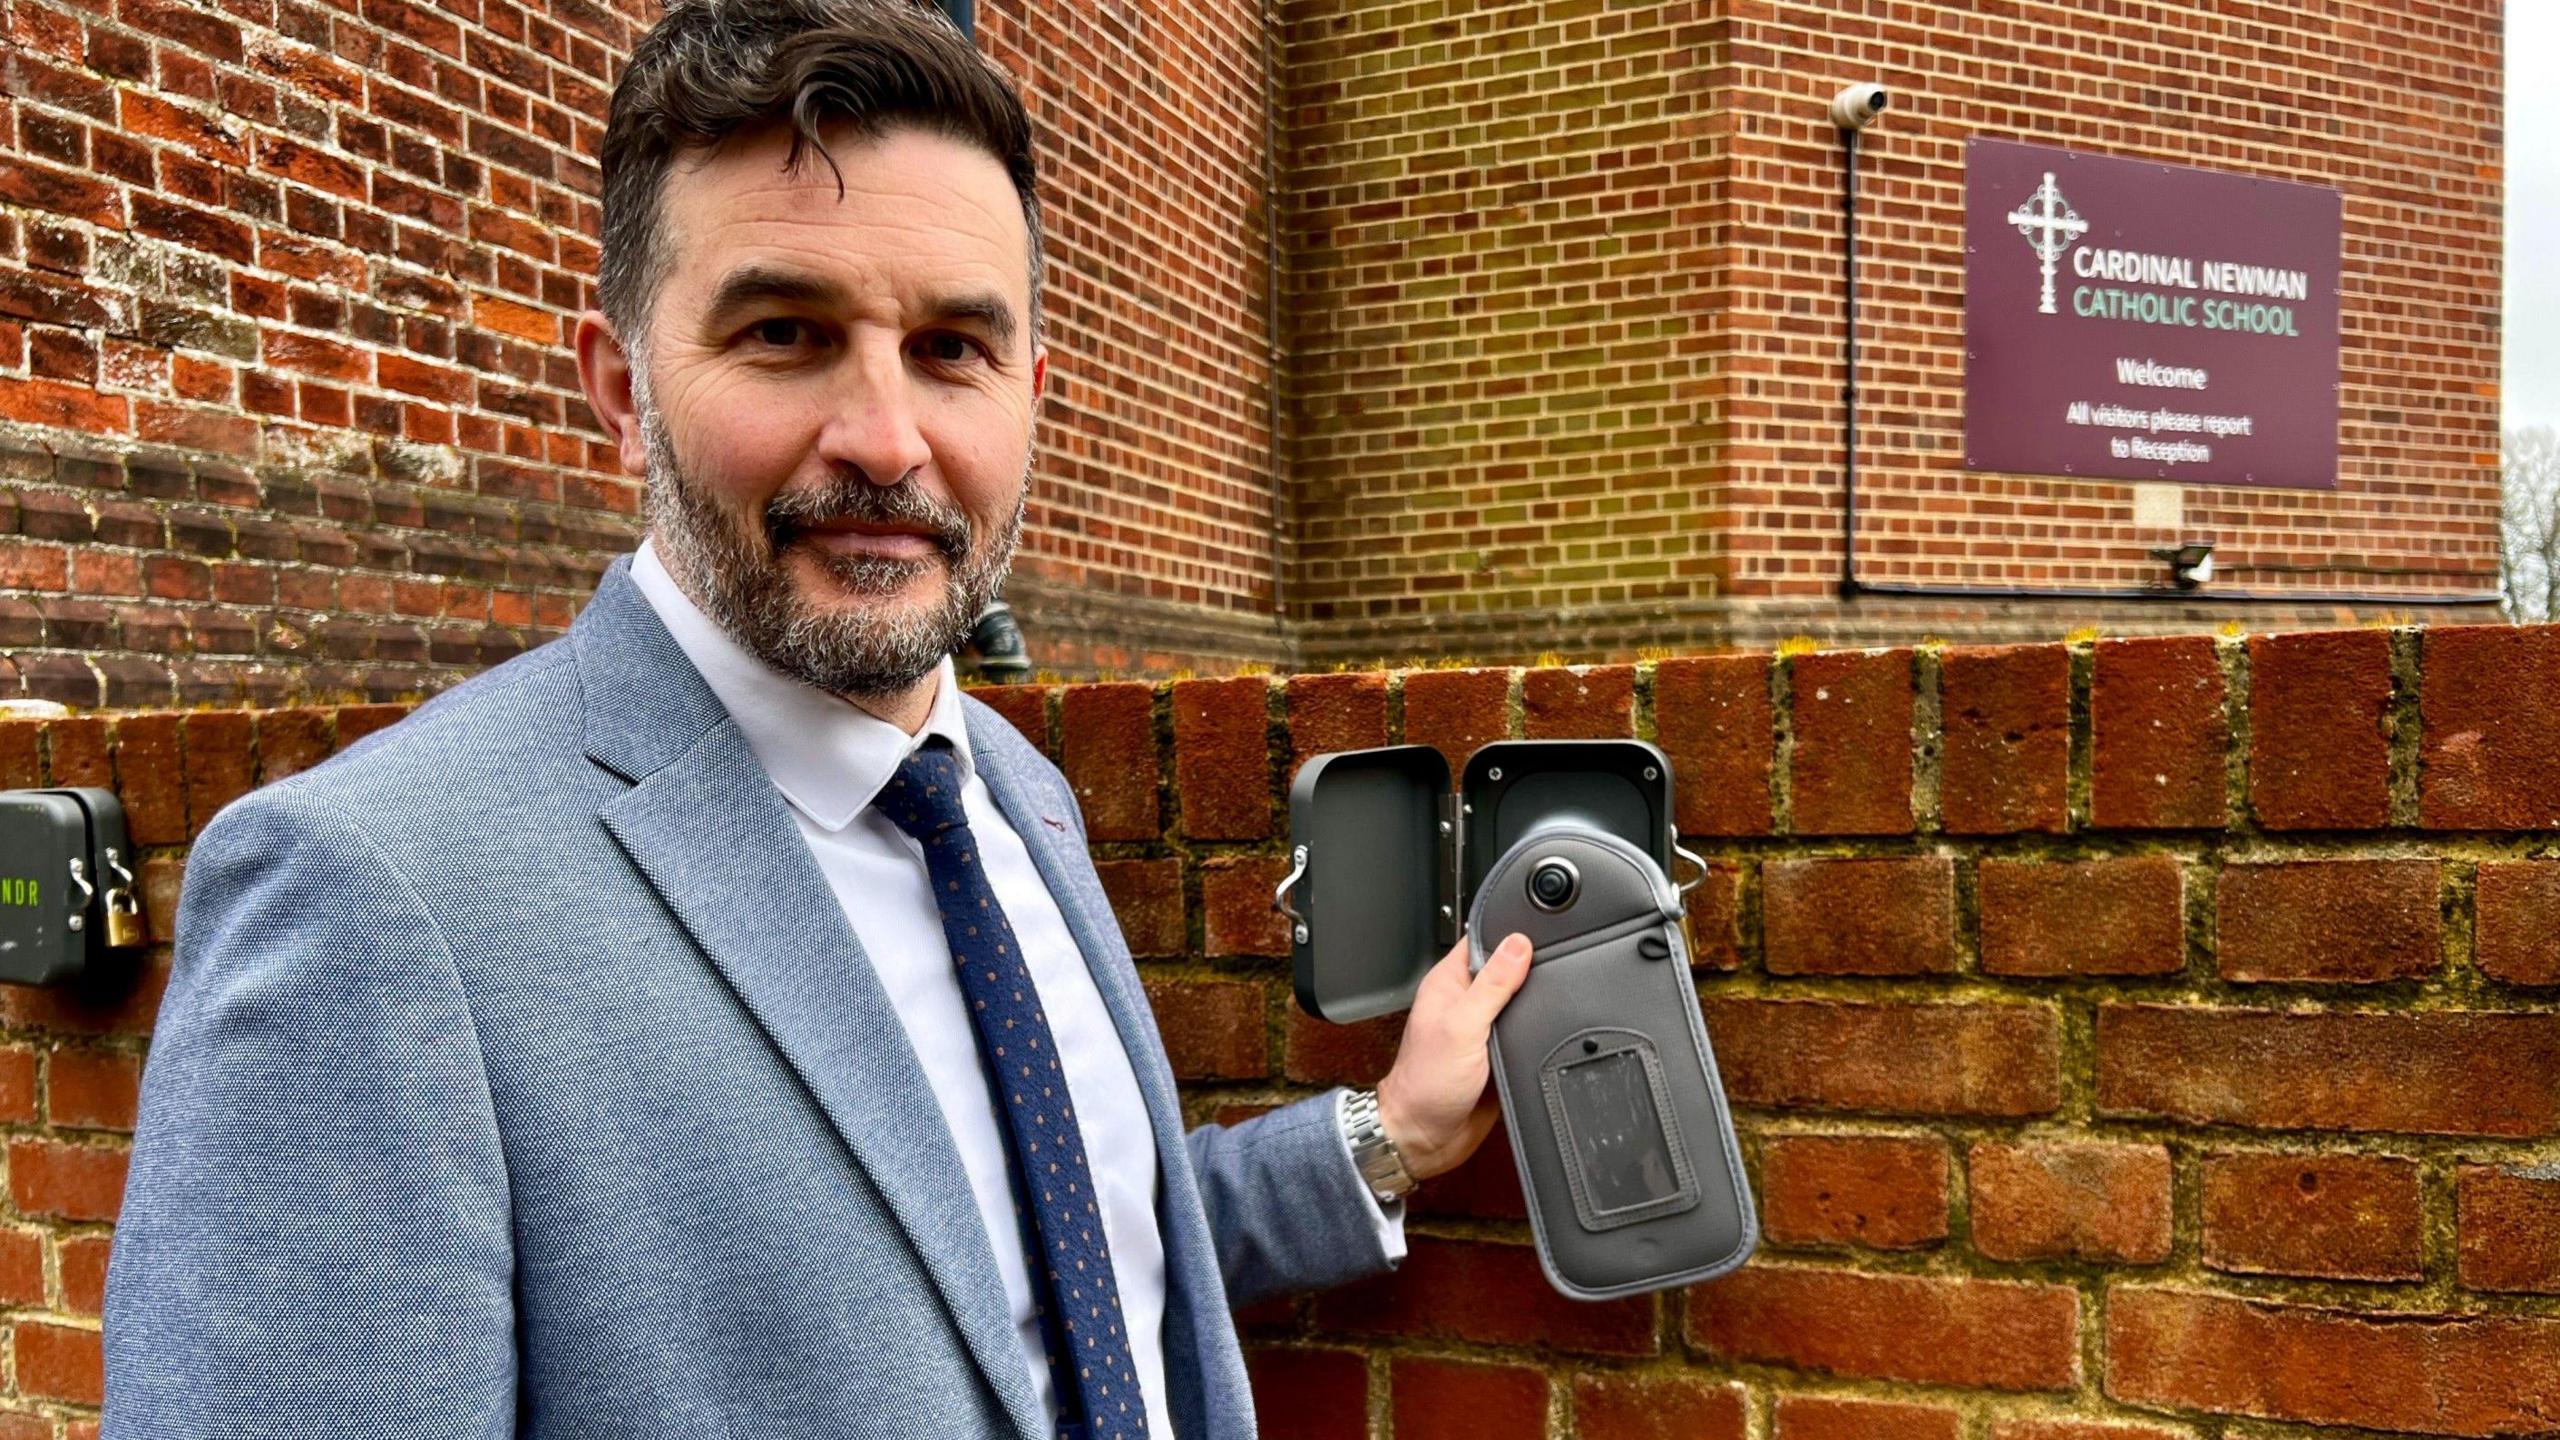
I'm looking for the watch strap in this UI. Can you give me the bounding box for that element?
[1341,1087,1417,1203]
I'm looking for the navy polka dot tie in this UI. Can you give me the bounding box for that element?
[879,739,1145,1440]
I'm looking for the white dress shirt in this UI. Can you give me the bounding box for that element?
[631,543,1176,1434]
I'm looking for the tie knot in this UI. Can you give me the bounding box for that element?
[880,738,969,840]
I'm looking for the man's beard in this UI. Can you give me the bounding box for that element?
[638,397,1025,703]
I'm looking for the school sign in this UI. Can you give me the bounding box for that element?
[1963,137,2344,490]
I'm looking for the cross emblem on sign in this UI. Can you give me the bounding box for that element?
[2007,171,2087,315]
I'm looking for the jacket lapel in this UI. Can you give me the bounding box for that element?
[576,565,1044,1440]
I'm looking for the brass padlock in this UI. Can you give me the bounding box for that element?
[103,888,146,949]
[101,850,146,949]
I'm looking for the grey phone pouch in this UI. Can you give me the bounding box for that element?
[1467,823,1757,1299]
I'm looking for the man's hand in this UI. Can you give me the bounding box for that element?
[1373,932,1532,1181]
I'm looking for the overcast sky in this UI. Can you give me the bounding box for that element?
[2511,6,2552,434]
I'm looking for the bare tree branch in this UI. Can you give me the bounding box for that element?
[2502,427,2560,621]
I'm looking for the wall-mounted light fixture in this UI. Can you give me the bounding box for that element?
[2150,541,2216,590]
[966,600,1033,684]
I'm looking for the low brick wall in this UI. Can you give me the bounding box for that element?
[4,623,2559,1435]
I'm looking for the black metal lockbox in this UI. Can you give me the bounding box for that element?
[0,788,141,986]
[1277,739,1688,1022]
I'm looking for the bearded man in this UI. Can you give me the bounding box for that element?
[102,2,1531,1437]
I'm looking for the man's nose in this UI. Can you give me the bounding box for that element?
[813,342,932,485]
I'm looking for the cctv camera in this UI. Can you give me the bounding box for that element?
[1829,82,1889,131]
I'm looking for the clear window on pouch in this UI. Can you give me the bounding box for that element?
[1540,1029,1700,1232]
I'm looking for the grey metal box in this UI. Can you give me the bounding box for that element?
[0,788,139,986]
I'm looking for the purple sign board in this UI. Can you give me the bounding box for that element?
[1963,138,2342,489]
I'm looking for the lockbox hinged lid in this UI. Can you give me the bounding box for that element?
[1284,745,1457,1023]
[1282,739,1679,1024]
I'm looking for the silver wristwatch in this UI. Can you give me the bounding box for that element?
[1340,1088,1417,1203]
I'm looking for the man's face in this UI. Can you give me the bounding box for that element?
[629,123,1045,702]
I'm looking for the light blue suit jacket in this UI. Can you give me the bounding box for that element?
[105,561,1390,1439]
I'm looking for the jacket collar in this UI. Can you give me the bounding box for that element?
[571,556,735,785]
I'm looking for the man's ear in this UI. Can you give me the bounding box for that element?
[574,311,649,476]
[1029,342,1049,415]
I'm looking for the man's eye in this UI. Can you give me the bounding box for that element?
[747,318,812,348]
[916,333,981,364]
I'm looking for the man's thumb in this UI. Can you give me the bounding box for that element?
[1463,932,1532,1025]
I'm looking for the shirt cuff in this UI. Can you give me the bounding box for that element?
[1330,1088,1408,1264]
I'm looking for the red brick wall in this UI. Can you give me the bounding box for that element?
[4,0,2506,697]
[0,0,1285,705]
[15,621,2560,1433]
[1280,0,1728,658]
[0,0,654,707]
[1282,0,2505,662]
[975,0,1288,672]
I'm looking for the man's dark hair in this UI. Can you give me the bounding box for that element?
[597,0,1042,364]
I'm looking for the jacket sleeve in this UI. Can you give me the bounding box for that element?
[1183,1093,1402,1307]
[104,783,515,1439]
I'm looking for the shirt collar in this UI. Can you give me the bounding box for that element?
[629,538,976,832]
